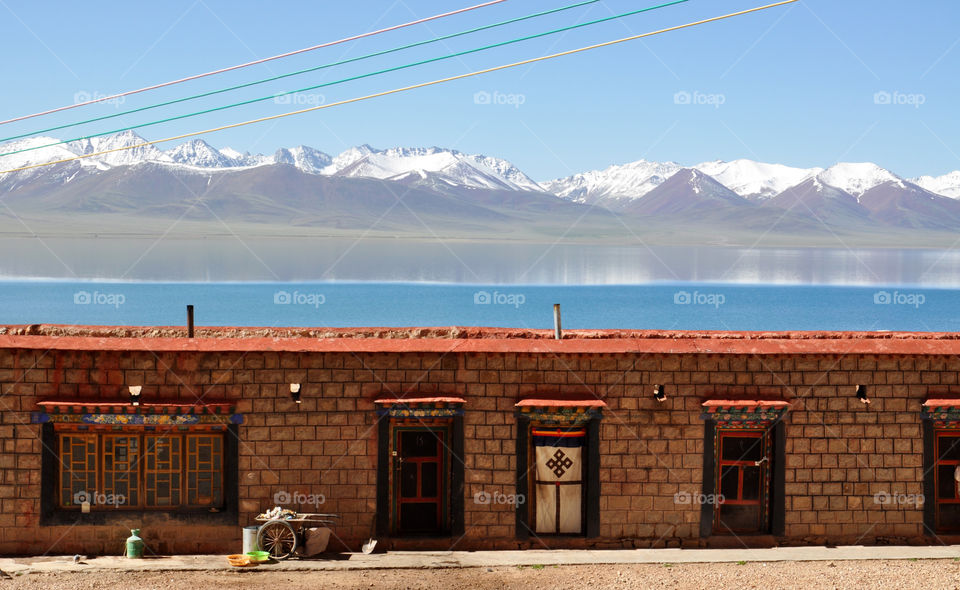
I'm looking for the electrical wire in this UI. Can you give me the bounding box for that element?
[0,0,798,176]
[1,0,688,159]
[0,0,511,127]
[0,0,609,145]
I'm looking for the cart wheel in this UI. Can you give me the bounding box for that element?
[258,520,297,560]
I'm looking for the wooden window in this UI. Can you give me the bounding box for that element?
[102,435,139,507]
[58,431,223,511]
[59,434,97,509]
[187,435,223,507]
[934,431,960,531]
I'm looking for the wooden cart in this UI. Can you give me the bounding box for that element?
[255,512,338,560]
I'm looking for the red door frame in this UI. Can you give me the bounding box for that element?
[715,429,769,533]
[935,430,960,531]
[393,426,447,535]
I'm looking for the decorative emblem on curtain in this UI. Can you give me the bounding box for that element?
[533,427,584,534]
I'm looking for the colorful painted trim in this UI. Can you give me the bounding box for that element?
[32,399,242,426]
[700,400,788,428]
[921,400,960,426]
[31,411,243,426]
[375,398,464,419]
[517,405,602,426]
[532,427,586,448]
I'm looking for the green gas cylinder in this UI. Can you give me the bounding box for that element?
[125,529,144,558]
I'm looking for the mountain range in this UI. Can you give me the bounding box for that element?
[3,131,960,244]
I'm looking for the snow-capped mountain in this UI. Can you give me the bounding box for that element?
[0,132,542,193]
[72,130,171,168]
[541,159,683,205]
[332,146,544,192]
[693,159,821,200]
[815,162,901,198]
[622,168,751,215]
[273,146,332,175]
[167,139,252,168]
[765,176,868,221]
[912,171,960,199]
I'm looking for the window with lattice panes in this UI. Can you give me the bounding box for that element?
[57,431,224,511]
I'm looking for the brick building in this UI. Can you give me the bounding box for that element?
[0,325,957,555]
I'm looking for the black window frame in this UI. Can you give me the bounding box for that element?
[40,422,239,526]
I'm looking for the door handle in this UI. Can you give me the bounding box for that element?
[754,457,768,466]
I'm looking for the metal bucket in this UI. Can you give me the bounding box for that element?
[242,525,260,553]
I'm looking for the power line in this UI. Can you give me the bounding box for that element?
[0,0,799,177]
[0,0,608,146]
[0,0,511,127]
[1,0,688,159]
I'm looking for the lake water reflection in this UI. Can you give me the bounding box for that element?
[0,237,958,286]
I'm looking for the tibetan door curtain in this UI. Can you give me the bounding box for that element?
[533,427,584,534]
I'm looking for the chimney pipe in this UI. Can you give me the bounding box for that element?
[553,303,562,340]
[187,305,194,338]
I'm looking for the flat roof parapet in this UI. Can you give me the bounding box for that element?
[0,325,958,355]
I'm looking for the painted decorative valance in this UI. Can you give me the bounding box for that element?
[922,399,960,428]
[700,400,789,428]
[31,400,242,431]
[516,399,606,426]
[374,396,465,419]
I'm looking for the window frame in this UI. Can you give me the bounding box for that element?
[41,423,239,526]
[57,430,224,512]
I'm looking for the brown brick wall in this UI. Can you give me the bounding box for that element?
[0,346,954,554]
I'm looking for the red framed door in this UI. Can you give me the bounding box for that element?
[715,430,770,534]
[394,427,446,535]
[935,431,960,531]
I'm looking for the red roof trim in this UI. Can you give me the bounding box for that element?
[516,399,607,408]
[702,400,790,408]
[374,397,466,405]
[3,329,960,355]
[923,399,960,407]
[37,400,234,409]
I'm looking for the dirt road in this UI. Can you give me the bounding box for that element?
[4,560,960,589]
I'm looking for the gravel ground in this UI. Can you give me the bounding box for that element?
[4,560,960,590]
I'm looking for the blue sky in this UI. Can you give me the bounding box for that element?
[1,0,958,180]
